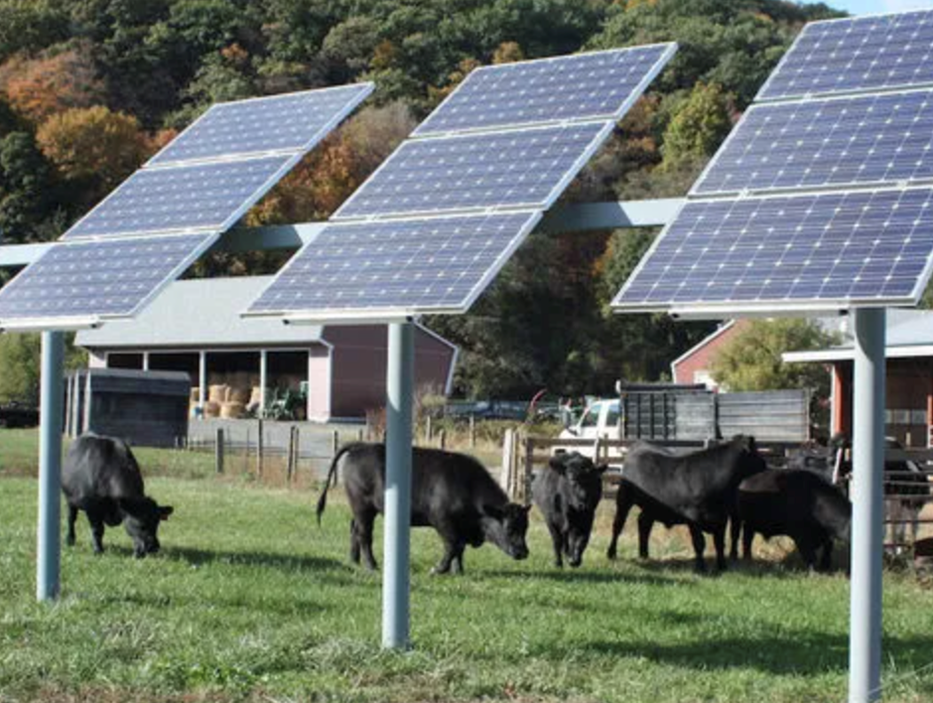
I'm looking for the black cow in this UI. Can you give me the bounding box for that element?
[532,452,607,568]
[317,442,530,574]
[62,433,173,558]
[736,469,851,571]
[609,437,766,572]
[606,476,692,561]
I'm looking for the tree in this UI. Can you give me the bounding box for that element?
[0,131,52,242]
[0,0,71,62]
[660,82,734,168]
[0,332,86,405]
[36,105,149,201]
[709,319,839,394]
[0,45,105,124]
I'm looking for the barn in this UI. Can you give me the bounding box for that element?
[784,309,933,448]
[75,276,458,422]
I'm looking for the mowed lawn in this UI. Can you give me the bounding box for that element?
[2,433,933,702]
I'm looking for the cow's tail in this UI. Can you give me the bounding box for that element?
[316,443,355,526]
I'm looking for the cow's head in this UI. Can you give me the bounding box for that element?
[549,452,608,511]
[482,503,531,560]
[119,497,173,558]
[735,435,768,479]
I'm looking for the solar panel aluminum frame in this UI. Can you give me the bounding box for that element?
[243,210,543,325]
[689,85,933,199]
[329,121,616,222]
[611,185,933,317]
[62,152,304,241]
[411,43,678,138]
[144,83,375,169]
[0,231,221,332]
[755,9,933,104]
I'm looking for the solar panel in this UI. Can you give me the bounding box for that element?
[613,187,933,312]
[413,44,676,136]
[333,122,612,220]
[147,84,373,166]
[758,10,933,101]
[0,233,215,324]
[693,89,933,195]
[246,212,541,318]
[63,155,292,240]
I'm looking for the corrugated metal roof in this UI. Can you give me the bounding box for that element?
[76,277,323,348]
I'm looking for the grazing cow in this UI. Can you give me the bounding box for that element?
[533,452,607,568]
[62,433,173,558]
[736,469,851,571]
[317,442,530,574]
[609,437,767,572]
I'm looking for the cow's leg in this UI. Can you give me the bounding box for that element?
[712,524,728,572]
[637,512,654,560]
[431,520,466,575]
[546,520,564,568]
[688,524,707,573]
[729,518,741,561]
[819,537,833,572]
[742,525,755,561]
[66,504,78,547]
[87,512,106,554]
[795,536,819,572]
[450,543,467,575]
[607,490,634,560]
[349,518,361,565]
[357,510,378,571]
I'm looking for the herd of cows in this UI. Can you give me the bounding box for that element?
[61,430,927,575]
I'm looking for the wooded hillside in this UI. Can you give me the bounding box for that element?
[0,0,843,399]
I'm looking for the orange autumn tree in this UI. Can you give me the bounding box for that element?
[36,106,150,200]
[0,46,104,125]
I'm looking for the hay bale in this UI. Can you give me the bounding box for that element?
[249,386,263,406]
[204,401,221,418]
[208,384,228,403]
[220,402,245,419]
[228,386,250,404]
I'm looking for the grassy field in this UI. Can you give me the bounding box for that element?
[2,433,933,702]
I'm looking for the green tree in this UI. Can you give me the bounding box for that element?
[0,131,51,242]
[0,0,71,62]
[709,319,839,393]
[661,82,733,168]
[0,332,86,404]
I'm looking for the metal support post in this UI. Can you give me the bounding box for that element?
[198,351,207,414]
[259,349,268,418]
[383,321,413,649]
[37,331,64,602]
[849,307,885,703]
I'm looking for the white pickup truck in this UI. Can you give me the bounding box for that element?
[555,398,625,467]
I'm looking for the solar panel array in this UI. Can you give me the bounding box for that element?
[613,9,933,315]
[0,84,373,328]
[247,45,676,321]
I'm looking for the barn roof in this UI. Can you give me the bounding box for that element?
[76,276,324,349]
[783,309,933,363]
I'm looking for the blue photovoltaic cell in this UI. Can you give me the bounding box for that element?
[64,156,290,239]
[758,10,933,101]
[613,188,933,309]
[694,89,933,195]
[0,233,214,320]
[247,213,539,315]
[147,84,373,166]
[334,123,608,219]
[413,45,675,135]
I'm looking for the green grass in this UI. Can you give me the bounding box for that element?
[2,435,933,702]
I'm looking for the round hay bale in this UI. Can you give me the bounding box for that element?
[220,402,245,419]
[208,384,228,403]
[190,387,200,402]
[204,401,221,418]
[249,386,263,405]
[228,386,250,404]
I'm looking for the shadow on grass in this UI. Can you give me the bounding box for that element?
[162,545,347,575]
[478,567,678,587]
[579,631,933,676]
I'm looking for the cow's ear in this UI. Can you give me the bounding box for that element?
[159,506,174,521]
[548,456,567,473]
[522,504,532,515]
[596,464,609,475]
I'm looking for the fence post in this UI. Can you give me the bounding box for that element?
[332,430,339,455]
[244,427,251,474]
[501,428,514,494]
[293,427,300,483]
[256,419,264,477]
[522,434,534,503]
[438,429,446,450]
[425,416,433,444]
[470,415,476,448]
[359,427,365,443]
[215,428,224,474]
[286,426,295,484]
